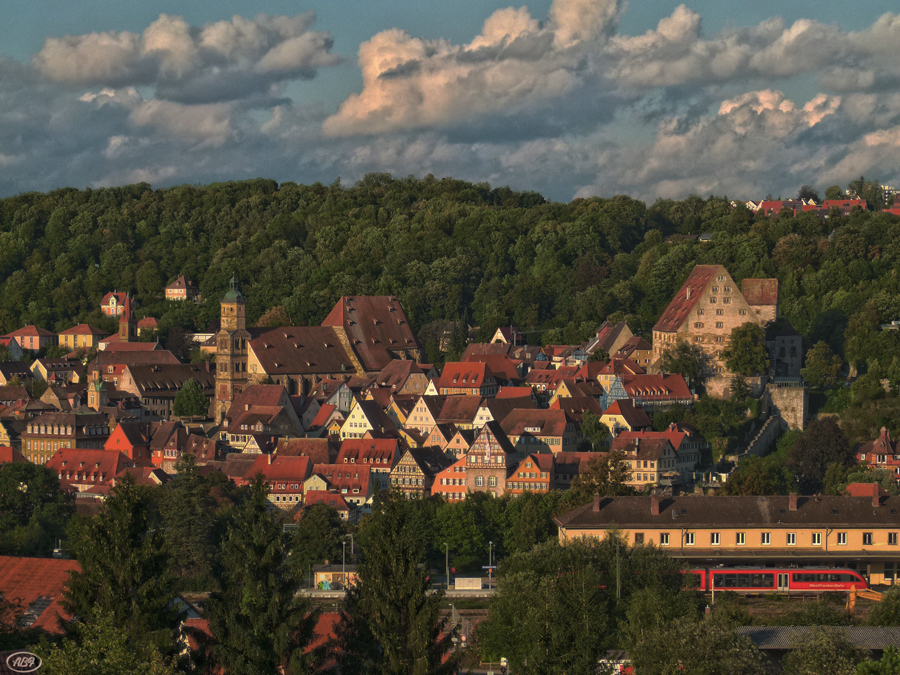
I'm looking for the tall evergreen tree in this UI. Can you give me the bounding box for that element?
[62,473,183,656]
[291,502,345,582]
[202,475,320,675]
[159,454,216,585]
[172,377,209,417]
[335,491,456,675]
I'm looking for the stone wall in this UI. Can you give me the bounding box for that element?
[764,384,808,430]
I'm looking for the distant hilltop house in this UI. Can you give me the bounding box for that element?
[165,276,200,301]
[4,325,56,352]
[101,291,129,316]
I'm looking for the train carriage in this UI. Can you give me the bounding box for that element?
[689,567,868,593]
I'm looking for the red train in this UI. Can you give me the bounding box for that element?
[689,567,868,593]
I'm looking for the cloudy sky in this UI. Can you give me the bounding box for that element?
[3,0,900,202]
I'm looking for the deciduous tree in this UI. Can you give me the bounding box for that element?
[787,417,855,493]
[172,377,208,417]
[802,341,844,389]
[722,323,769,376]
[660,341,713,390]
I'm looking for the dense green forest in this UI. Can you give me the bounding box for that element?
[3,174,900,364]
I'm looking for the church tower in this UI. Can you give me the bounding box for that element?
[215,275,250,421]
[118,294,137,342]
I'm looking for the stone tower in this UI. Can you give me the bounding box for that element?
[118,294,136,342]
[215,275,250,421]
[88,378,108,411]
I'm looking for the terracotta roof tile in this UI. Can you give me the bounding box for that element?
[0,556,80,633]
[276,438,337,464]
[653,265,722,333]
[250,327,356,376]
[741,278,779,306]
[500,409,568,437]
[436,396,483,425]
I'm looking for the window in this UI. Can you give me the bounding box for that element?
[711,532,720,546]
[660,533,669,546]
[724,286,731,292]
[739,309,746,315]
[475,476,484,487]
[685,533,695,545]
[787,533,796,546]
[863,533,873,546]
[716,309,724,316]
[634,533,644,544]
[697,309,705,316]
[812,533,822,546]
[716,322,724,329]
[890,533,898,546]
[694,322,704,328]
[736,532,745,545]
[837,532,847,545]
[723,298,731,304]
[712,286,719,292]
[761,532,770,545]
[709,297,717,303]
[488,476,497,487]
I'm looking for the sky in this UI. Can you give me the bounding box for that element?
[3,0,900,202]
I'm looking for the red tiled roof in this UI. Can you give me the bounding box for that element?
[622,374,692,402]
[6,325,56,338]
[58,323,111,336]
[0,446,25,463]
[321,296,420,372]
[844,482,887,498]
[602,400,652,429]
[0,556,81,633]
[311,463,372,492]
[461,343,510,359]
[500,409,568,438]
[137,317,158,329]
[615,335,652,356]
[336,438,399,466]
[303,491,350,512]
[598,358,644,377]
[858,427,898,456]
[244,454,312,484]
[166,276,197,290]
[308,403,337,430]
[610,436,672,461]
[436,396,483,425]
[250,326,357,376]
[375,360,425,388]
[653,265,721,333]
[275,437,336,464]
[741,278,779,306]
[437,362,488,390]
[101,292,128,305]
[462,354,522,383]
[495,386,534,399]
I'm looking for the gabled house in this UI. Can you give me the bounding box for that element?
[306,403,340,438]
[549,396,604,426]
[0,336,24,361]
[181,434,223,466]
[601,400,652,439]
[244,454,312,509]
[390,447,452,498]
[856,427,900,481]
[104,421,155,466]
[435,395,482,430]
[339,399,396,440]
[307,463,375,517]
[425,423,458,451]
[552,451,595,490]
[47,448,132,492]
[404,395,445,434]
[506,454,554,495]
[308,379,354,413]
[596,358,644,391]
[374,360,432,396]
[615,424,704,485]
[0,362,34,386]
[490,326,523,345]
[431,455,468,502]
[303,490,352,520]
[586,321,633,357]
[433,362,498,397]
[4,325,55,353]
[621,374,693,411]
[221,384,304,450]
[58,324,111,351]
[0,385,31,408]
[31,358,80,384]
[21,412,111,465]
[613,336,654,367]
[165,276,200,301]
[275,437,337,465]
[118,363,215,421]
[148,421,188,472]
[462,354,524,386]
[464,422,517,497]
[100,291,128,316]
[335,438,401,490]
[500,408,578,457]
[610,435,678,489]
[472,396,537,429]
[445,428,476,458]
[0,446,26,464]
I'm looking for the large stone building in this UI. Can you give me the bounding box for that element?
[652,265,779,387]
[213,280,422,421]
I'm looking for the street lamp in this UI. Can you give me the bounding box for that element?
[488,540,493,590]
[444,542,450,589]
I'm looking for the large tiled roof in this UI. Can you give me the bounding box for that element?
[0,556,80,633]
[436,395,482,425]
[245,454,311,483]
[276,438,337,464]
[622,374,692,401]
[321,296,420,372]
[437,362,489,390]
[500,409,568,437]
[610,436,671,460]
[375,360,425,388]
[602,399,652,428]
[555,494,900,530]
[615,335,653,357]
[462,354,522,383]
[251,326,357,376]
[6,325,55,338]
[59,323,110,336]
[336,438,399,466]
[653,265,721,333]
[303,491,350,512]
[461,343,510,359]
[402,447,453,476]
[48,448,131,488]
[549,396,604,423]
[126,364,215,396]
[857,427,897,455]
[741,278,779,306]
[311,463,372,492]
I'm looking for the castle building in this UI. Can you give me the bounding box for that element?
[214,276,251,421]
[652,265,778,379]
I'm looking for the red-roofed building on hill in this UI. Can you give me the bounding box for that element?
[47,448,133,492]
[601,400,652,439]
[302,491,352,519]
[321,295,422,372]
[506,453,554,495]
[165,276,200,301]
[586,321,633,358]
[490,326,524,345]
[4,325,56,352]
[856,427,900,482]
[432,362,498,397]
[58,324,111,351]
[612,428,700,487]
[614,336,654,368]
[651,265,778,389]
[500,409,579,456]
[336,438,400,490]
[462,354,523,386]
[436,395,483,430]
[621,374,693,411]
[374,360,432,396]
[276,437,338,465]
[221,384,304,451]
[0,556,80,633]
[101,291,128,316]
[243,454,312,509]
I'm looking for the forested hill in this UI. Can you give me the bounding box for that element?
[3,174,900,375]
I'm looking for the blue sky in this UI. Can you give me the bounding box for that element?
[2,0,900,201]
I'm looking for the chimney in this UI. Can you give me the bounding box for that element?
[789,493,798,511]
[592,494,600,512]
[268,454,274,465]
[650,494,660,516]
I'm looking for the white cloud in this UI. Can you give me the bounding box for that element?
[33,12,340,103]
[129,100,234,146]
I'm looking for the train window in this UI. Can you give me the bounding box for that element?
[787,533,796,545]
[837,532,847,545]
[889,533,898,546]
[713,573,774,589]
[864,533,873,545]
